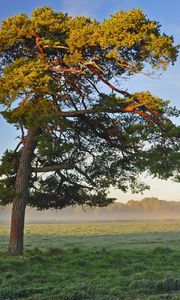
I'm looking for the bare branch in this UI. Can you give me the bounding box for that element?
[56,106,158,123]
[50,67,85,75]
[43,45,69,50]
[32,163,71,173]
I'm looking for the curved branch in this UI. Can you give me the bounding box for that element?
[13,141,23,153]
[84,63,130,97]
[56,106,156,123]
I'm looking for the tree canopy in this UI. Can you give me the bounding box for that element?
[0,7,179,210]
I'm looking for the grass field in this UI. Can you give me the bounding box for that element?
[0,220,180,299]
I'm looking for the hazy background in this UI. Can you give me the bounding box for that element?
[1,198,180,224]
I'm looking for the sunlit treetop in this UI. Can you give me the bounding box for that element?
[0,7,177,65]
[0,7,178,127]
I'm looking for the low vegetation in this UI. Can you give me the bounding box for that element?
[0,221,180,299]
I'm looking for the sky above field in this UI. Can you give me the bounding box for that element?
[0,0,179,201]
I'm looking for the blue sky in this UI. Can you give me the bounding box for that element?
[0,0,179,201]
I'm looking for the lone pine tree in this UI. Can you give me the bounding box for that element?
[0,7,179,254]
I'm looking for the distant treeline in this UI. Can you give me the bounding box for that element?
[107,197,180,213]
[0,197,180,223]
[71,197,180,216]
[1,197,180,212]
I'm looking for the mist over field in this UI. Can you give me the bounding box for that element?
[1,198,180,224]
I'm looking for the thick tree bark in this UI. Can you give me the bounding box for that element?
[8,128,38,255]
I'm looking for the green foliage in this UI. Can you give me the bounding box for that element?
[66,9,177,69]
[0,151,20,204]
[1,58,51,103]
[0,6,179,209]
[29,177,114,210]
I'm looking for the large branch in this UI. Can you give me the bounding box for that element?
[83,63,161,122]
[32,163,96,187]
[51,67,85,75]
[56,106,156,122]
[32,163,71,173]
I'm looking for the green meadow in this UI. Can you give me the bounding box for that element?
[0,221,180,299]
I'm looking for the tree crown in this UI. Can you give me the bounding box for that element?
[0,7,179,209]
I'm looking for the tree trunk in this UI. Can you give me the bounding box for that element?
[8,128,38,255]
